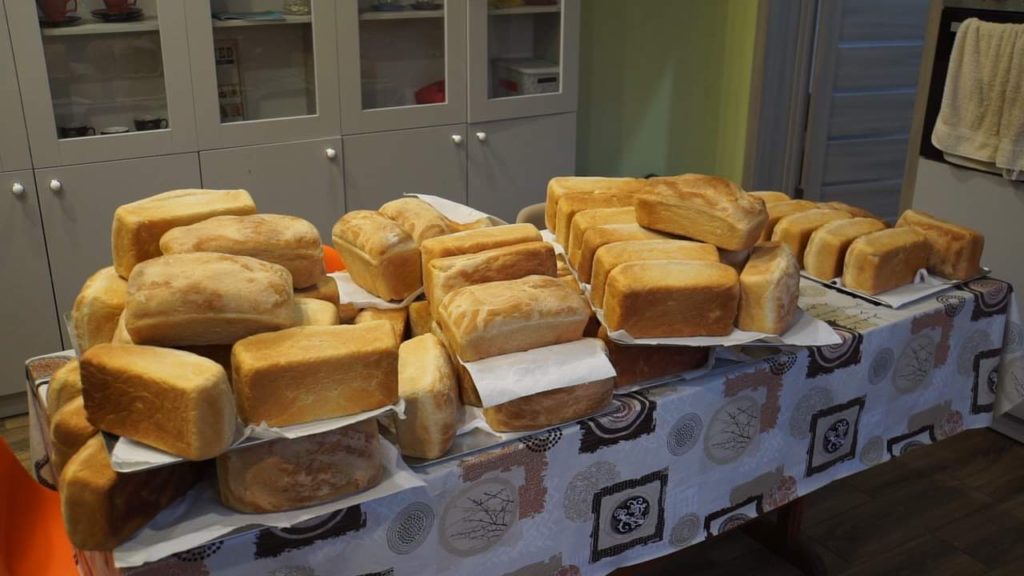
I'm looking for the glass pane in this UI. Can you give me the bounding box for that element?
[487,0,562,100]
[357,0,446,111]
[209,0,317,123]
[39,0,170,140]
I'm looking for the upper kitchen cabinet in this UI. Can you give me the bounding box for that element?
[7,0,197,168]
[0,2,32,173]
[337,0,467,134]
[467,0,578,123]
[186,0,341,149]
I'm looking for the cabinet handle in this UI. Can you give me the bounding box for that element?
[476,132,487,142]
[451,134,463,145]
[49,179,62,193]
[11,182,25,196]
[325,148,338,160]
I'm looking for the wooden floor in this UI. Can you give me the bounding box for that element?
[3,417,1023,575]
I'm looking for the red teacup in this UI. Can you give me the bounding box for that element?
[37,0,77,22]
[102,0,136,14]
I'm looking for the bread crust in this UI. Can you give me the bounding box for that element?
[804,218,887,280]
[395,334,458,459]
[736,242,801,335]
[331,210,421,301]
[843,228,932,294]
[72,267,127,353]
[896,209,984,280]
[590,239,719,309]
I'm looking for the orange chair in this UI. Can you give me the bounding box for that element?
[0,438,78,576]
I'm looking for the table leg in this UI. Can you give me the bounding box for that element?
[741,497,827,576]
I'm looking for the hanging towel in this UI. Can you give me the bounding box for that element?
[931,18,1024,167]
[998,21,1024,177]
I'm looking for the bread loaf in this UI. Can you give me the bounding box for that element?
[736,243,800,335]
[896,209,984,280]
[566,207,636,267]
[762,199,817,241]
[50,397,97,477]
[60,435,201,550]
[379,197,455,244]
[124,253,295,346]
[179,345,233,376]
[590,240,719,309]
[719,248,752,272]
[577,224,668,283]
[72,267,127,353]
[420,223,541,271]
[216,420,382,514]
[332,210,421,301]
[232,323,399,427]
[555,190,635,247]
[355,308,408,342]
[821,201,878,219]
[430,323,482,407]
[159,214,324,288]
[545,177,641,233]
[556,253,572,277]
[750,191,792,204]
[843,228,932,295]
[294,298,340,326]
[396,334,458,459]
[425,241,556,316]
[771,208,851,267]
[111,312,133,344]
[437,275,590,361]
[296,275,339,305]
[408,301,433,337]
[46,359,82,417]
[604,261,740,337]
[804,218,887,280]
[81,344,235,460]
[483,378,614,432]
[598,327,710,389]
[635,175,767,251]
[112,189,256,278]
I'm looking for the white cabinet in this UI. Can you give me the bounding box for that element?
[0,2,31,173]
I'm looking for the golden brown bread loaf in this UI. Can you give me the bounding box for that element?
[332,210,421,301]
[635,175,767,251]
[60,435,201,551]
[590,240,720,309]
[395,334,459,459]
[545,176,641,233]
[436,275,591,361]
[604,261,740,337]
[736,243,801,335]
[232,323,399,427]
[81,344,236,460]
[554,190,635,247]
[771,208,851,267]
[719,248,752,272]
[750,191,792,204]
[71,267,127,354]
[408,301,434,337]
[46,359,82,417]
[762,199,817,241]
[430,322,482,407]
[296,274,340,305]
[425,241,557,317]
[804,218,888,280]
[598,327,710,389]
[566,207,637,267]
[112,189,256,278]
[420,223,541,272]
[111,312,133,344]
[294,298,340,326]
[124,253,295,346]
[50,397,97,477]
[820,201,877,219]
[216,420,383,514]
[379,197,455,244]
[159,214,325,288]
[843,228,932,295]
[577,224,668,283]
[483,378,614,432]
[355,307,408,342]
[896,209,985,280]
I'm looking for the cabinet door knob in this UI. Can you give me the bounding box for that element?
[475,131,487,142]
[325,148,338,160]
[11,182,25,196]
[451,134,463,145]
[49,179,62,193]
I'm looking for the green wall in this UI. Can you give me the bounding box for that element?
[576,0,760,182]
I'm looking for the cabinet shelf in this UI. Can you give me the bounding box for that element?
[211,14,312,28]
[489,5,560,16]
[40,15,160,37]
[358,10,444,21]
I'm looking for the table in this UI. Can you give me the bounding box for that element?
[25,278,1024,576]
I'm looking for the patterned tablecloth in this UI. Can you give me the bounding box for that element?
[25,278,1024,576]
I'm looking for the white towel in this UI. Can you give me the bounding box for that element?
[998,21,1024,176]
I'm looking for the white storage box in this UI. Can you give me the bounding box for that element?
[495,59,560,96]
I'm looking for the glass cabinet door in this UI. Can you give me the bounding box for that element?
[186,0,340,149]
[337,0,467,134]
[468,0,579,123]
[6,0,197,167]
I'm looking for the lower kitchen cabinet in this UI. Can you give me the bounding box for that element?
[0,171,62,415]
[343,124,468,212]
[200,138,345,240]
[469,112,577,223]
[35,153,203,343]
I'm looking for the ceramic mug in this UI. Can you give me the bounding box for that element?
[58,125,95,138]
[37,0,77,23]
[133,116,168,131]
[102,0,136,14]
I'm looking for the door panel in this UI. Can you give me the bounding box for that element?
[834,45,923,92]
[343,124,467,211]
[200,138,344,239]
[821,179,903,222]
[469,112,576,223]
[0,3,30,173]
[0,171,62,399]
[828,91,917,139]
[823,136,910,186]
[36,153,202,341]
[840,0,930,42]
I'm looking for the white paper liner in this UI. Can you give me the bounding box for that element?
[801,267,991,309]
[405,193,493,224]
[595,308,841,347]
[111,401,405,473]
[330,271,423,310]
[540,229,565,256]
[112,437,425,568]
[459,338,617,408]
